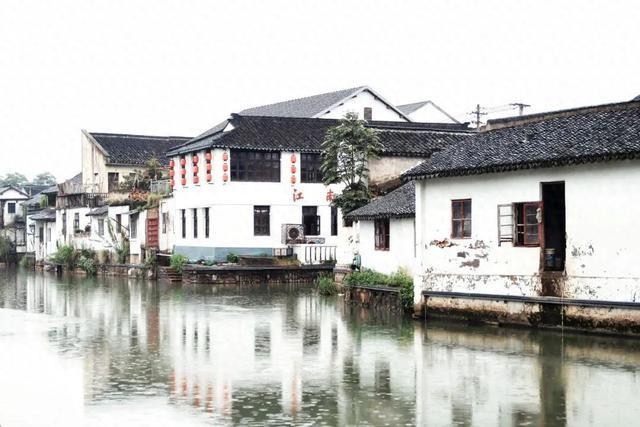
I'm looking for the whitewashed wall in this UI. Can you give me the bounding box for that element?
[356,218,416,275]
[0,188,28,226]
[414,159,640,303]
[32,220,57,261]
[319,90,408,122]
[159,197,175,252]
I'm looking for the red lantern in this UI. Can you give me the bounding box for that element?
[222,163,228,172]
[180,169,186,176]
[206,173,212,182]
[193,155,199,164]
[169,159,175,168]
[291,175,296,184]
[170,179,175,187]
[206,163,212,172]
[193,176,200,184]
[205,152,212,161]
[223,173,228,182]
[290,153,297,163]
[291,165,296,174]
[181,178,187,186]
[222,152,229,161]
[193,165,199,174]
[180,158,186,166]
[169,170,175,178]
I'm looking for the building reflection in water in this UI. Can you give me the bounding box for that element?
[1,271,640,425]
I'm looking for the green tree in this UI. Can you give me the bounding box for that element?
[119,157,164,191]
[32,172,57,185]
[321,112,383,214]
[0,172,28,187]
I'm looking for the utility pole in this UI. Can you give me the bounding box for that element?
[510,103,531,116]
[469,104,487,129]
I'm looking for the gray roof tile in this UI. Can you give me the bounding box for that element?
[90,133,191,166]
[347,181,415,220]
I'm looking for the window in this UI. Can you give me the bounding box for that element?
[375,218,390,251]
[62,212,67,236]
[498,202,542,247]
[98,219,105,237]
[39,226,44,244]
[331,207,338,236]
[302,206,320,236]
[162,212,169,234]
[7,202,15,214]
[363,107,372,121]
[451,199,472,239]
[46,227,51,242]
[115,214,122,233]
[230,150,280,182]
[108,172,119,192]
[300,153,323,183]
[73,213,80,231]
[181,210,186,239]
[254,206,270,236]
[193,208,198,238]
[204,207,210,238]
[130,214,138,239]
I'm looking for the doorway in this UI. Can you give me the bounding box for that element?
[541,182,566,272]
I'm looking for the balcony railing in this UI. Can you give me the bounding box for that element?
[150,179,171,195]
[56,193,107,209]
[304,245,337,265]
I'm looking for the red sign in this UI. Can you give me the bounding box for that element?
[326,189,335,202]
[292,188,304,202]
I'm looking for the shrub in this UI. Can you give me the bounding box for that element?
[116,239,129,264]
[98,250,110,264]
[52,245,77,268]
[19,256,34,269]
[170,254,189,274]
[0,236,14,260]
[226,252,239,263]
[144,251,157,269]
[316,275,338,296]
[344,268,414,310]
[77,255,96,276]
[344,269,389,287]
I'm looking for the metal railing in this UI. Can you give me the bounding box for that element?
[304,245,337,265]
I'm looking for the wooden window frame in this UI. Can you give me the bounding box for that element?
[300,153,324,183]
[514,201,542,247]
[363,107,373,121]
[204,207,210,238]
[451,199,472,239]
[193,208,198,239]
[302,206,321,236]
[254,206,270,236]
[230,150,281,182]
[7,202,15,214]
[181,209,186,239]
[374,218,390,251]
[331,207,338,236]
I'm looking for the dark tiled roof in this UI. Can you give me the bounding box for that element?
[347,181,415,220]
[167,115,472,157]
[239,86,365,118]
[403,101,640,180]
[89,132,191,166]
[30,208,56,222]
[239,86,412,121]
[634,95,640,101]
[397,101,429,115]
[0,186,29,198]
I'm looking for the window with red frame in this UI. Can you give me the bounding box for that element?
[451,199,472,239]
[374,218,390,251]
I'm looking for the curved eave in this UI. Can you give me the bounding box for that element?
[402,151,640,181]
[346,213,415,221]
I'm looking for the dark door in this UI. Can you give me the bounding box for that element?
[541,182,566,271]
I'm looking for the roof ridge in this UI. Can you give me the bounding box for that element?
[88,132,192,140]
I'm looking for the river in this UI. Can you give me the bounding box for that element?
[1,270,639,426]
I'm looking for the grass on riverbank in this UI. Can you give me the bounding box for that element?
[344,269,414,309]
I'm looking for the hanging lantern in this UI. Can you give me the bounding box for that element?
[222,151,229,161]
[290,175,296,184]
[181,178,187,186]
[206,173,212,182]
[193,165,199,174]
[290,153,297,163]
[169,159,175,168]
[291,165,296,174]
[180,158,186,166]
[193,155,199,164]
[205,152,212,161]
[222,163,228,172]
[193,176,200,184]
[206,163,212,172]
[169,170,175,178]
[180,169,186,176]
[170,179,175,187]
[223,173,228,182]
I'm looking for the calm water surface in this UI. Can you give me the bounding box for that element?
[1,271,640,426]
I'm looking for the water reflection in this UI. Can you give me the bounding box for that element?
[1,270,640,426]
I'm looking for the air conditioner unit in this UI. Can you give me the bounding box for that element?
[282,224,305,245]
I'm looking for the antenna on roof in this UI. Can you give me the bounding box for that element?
[468,102,531,128]
[469,104,487,129]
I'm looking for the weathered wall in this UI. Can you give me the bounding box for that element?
[81,131,140,193]
[368,156,424,186]
[414,160,640,304]
[182,265,333,285]
[356,218,416,275]
[344,285,403,314]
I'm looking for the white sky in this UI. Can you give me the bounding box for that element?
[0,0,638,181]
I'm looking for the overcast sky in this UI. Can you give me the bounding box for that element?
[0,0,638,181]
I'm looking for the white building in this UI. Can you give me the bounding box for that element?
[346,182,416,275]
[166,113,469,264]
[0,186,29,253]
[404,99,640,306]
[396,100,460,124]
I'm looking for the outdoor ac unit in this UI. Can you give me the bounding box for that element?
[282,224,305,245]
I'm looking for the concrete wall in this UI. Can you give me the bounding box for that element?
[32,220,57,261]
[356,218,416,275]
[368,156,424,186]
[319,90,408,122]
[414,159,640,304]
[81,131,141,193]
